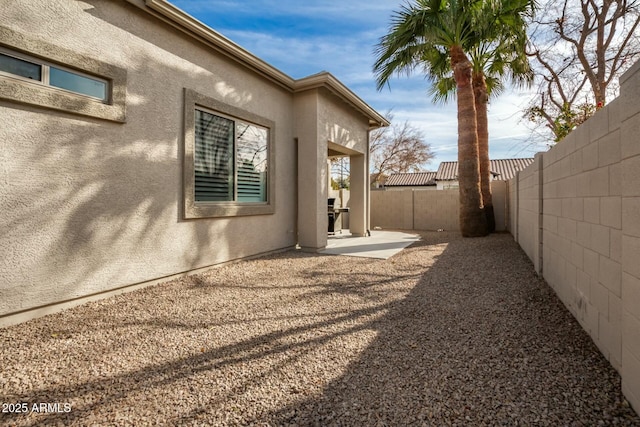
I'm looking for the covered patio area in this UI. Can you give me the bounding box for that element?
[294,79,388,253]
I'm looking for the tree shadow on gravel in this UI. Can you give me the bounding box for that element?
[1,233,638,426]
[0,303,393,426]
[0,245,426,426]
[263,233,639,426]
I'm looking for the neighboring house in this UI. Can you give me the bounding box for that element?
[383,172,437,190]
[0,0,388,326]
[370,172,388,188]
[434,158,534,190]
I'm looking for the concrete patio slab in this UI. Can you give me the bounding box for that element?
[319,230,421,259]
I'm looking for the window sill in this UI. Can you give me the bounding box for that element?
[0,77,125,122]
[185,202,275,219]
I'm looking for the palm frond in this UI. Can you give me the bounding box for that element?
[373,0,536,107]
[428,76,457,104]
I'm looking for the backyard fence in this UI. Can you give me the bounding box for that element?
[508,60,640,413]
[370,181,508,232]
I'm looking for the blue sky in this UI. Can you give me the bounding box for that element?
[170,0,547,167]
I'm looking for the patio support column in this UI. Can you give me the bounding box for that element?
[350,153,366,236]
[295,91,328,251]
[297,137,328,251]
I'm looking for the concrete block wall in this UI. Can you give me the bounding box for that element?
[508,59,640,413]
[539,105,622,368]
[413,190,460,231]
[370,182,508,232]
[491,181,509,232]
[514,153,543,274]
[620,60,640,413]
[509,176,518,235]
[370,189,414,230]
[371,189,458,231]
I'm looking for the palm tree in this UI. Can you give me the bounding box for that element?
[374,0,488,237]
[471,0,534,232]
[374,0,534,236]
[430,40,533,232]
[474,50,532,232]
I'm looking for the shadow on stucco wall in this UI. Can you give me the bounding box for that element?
[0,44,239,316]
[2,99,216,307]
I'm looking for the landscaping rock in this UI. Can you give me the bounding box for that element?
[0,232,638,426]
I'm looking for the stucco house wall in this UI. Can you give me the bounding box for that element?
[317,89,370,237]
[0,0,386,326]
[294,89,325,250]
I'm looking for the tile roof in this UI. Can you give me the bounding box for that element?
[435,158,534,181]
[490,158,535,181]
[435,161,458,181]
[385,171,437,186]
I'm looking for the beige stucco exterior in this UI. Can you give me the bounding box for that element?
[0,0,386,326]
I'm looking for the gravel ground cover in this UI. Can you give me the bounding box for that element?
[1,232,638,426]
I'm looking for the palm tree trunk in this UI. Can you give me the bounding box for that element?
[473,72,495,233]
[451,46,487,237]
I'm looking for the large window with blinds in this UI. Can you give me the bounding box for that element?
[194,109,268,203]
[183,88,275,219]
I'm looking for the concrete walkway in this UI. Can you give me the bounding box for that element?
[320,229,421,259]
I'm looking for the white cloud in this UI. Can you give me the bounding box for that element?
[221,29,372,80]
[172,0,394,22]
[169,0,542,165]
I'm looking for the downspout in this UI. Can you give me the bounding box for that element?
[294,137,299,247]
[366,128,371,237]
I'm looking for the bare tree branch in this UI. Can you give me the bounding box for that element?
[370,113,434,184]
[523,0,640,142]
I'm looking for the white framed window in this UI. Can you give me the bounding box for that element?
[0,48,109,102]
[0,25,126,122]
[183,88,275,219]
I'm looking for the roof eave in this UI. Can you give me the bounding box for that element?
[136,0,388,128]
[294,72,388,129]
[142,0,295,89]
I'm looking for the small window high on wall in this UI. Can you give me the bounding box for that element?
[0,26,126,123]
[0,49,109,102]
